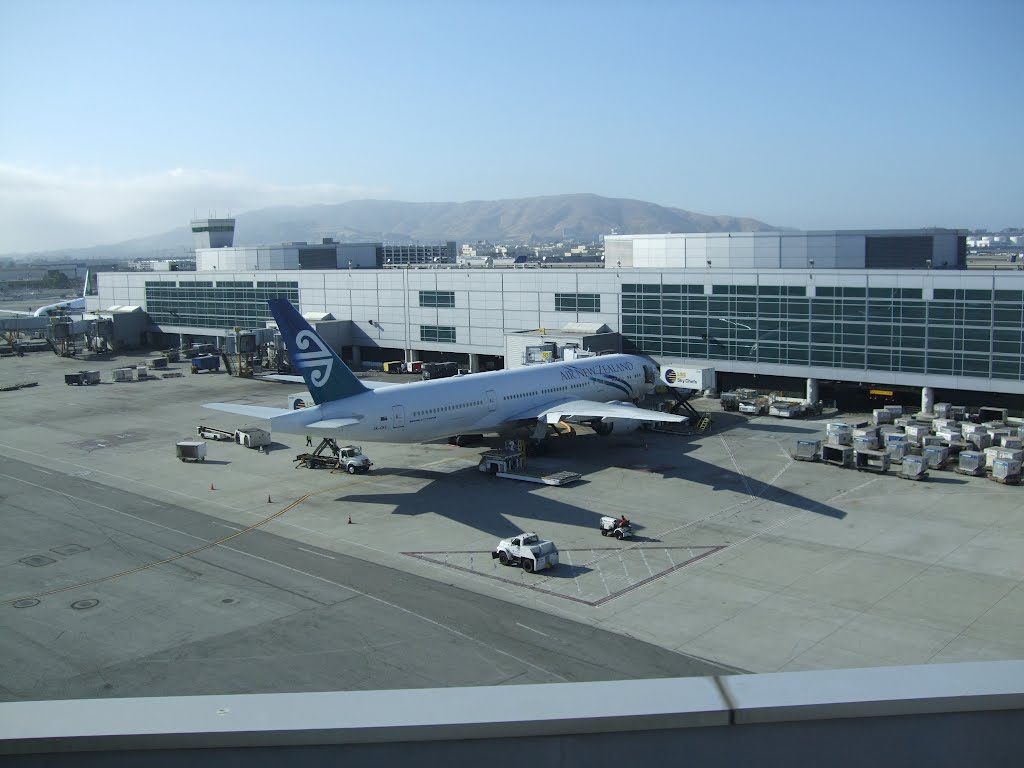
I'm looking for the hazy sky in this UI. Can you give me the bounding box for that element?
[1,0,1021,253]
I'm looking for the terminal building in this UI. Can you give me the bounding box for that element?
[93,222,1024,405]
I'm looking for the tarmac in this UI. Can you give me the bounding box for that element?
[1,347,1022,702]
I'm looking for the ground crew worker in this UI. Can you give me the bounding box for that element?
[306,435,313,446]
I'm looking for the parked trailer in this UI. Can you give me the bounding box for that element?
[197,425,235,441]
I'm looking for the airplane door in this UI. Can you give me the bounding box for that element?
[486,390,497,412]
[392,405,405,428]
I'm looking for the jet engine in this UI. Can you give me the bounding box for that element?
[592,401,642,436]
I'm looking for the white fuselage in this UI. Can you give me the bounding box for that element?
[271,354,648,443]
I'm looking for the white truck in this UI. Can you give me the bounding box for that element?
[492,533,559,573]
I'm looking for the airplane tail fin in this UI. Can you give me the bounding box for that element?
[267,299,368,405]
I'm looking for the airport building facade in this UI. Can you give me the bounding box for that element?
[94,227,1024,397]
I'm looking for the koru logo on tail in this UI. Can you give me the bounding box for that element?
[292,329,333,387]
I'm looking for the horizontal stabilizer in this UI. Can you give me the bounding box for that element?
[306,418,362,429]
[202,403,292,419]
[259,373,396,391]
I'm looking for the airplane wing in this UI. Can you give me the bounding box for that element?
[202,403,293,419]
[259,374,396,390]
[533,399,689,425]
[0,309,31,317]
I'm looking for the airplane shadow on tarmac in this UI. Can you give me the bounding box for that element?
[339,469,609,539]
[340,429,846,539]
[549,430,848,521]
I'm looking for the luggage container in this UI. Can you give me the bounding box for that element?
[112,367,133,382]
[934,403,952,418]
[923,445,949,470]
[825,423,853,446]
[984,448,1024,468]
[944,439,967,456]
[175,440,207,462]
[853,436,878,452]
[855,449,890,473]
[885,405,904,417]
[883,431,907,446]
[905,424,929,444]
[137,365,148,379]
[966,432,992,451]
[990,459,1022,484]
[979,406,1008,423]
[1001,436,1023,450]
[821,443,854,467]
[872,409,894,425]
[956,451,985,476]
[793,439,821,462]
[83,370,101,385]
[64,372,86,386]
[899,455,928,481]
[886,440,909,464]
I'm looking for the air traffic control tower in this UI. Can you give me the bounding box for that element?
[190,217,236,249]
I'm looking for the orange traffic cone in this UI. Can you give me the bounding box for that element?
[210,483,216,491]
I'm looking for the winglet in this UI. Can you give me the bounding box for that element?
[267,299,368,405]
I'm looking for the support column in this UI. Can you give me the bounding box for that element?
[921,386,935,414]
[469,353,481,373]
[350,345,362,367]
[805,377,819,405]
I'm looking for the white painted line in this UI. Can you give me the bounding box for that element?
[639,548,654,578]
[297,547,336,560]
[139,500,162,507]
[515,622,550,638]
[32,468,54,475]
[218,523,243,531]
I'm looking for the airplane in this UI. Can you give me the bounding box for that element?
[203,299,689,446]
[0,271,90,317]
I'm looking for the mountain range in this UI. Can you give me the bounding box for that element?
[16,194,777,262]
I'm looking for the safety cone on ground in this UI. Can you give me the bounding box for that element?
[348,515,353,525]
[267,494,272,503]
[210,483,215,491]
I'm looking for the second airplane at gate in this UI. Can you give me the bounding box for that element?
[203,299,689,444]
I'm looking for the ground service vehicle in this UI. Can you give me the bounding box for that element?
[295,438,372,473]
[421,361,459,380]
[492,533,559,572]
[196,425,234,441]
[191,355,221,374]
[599,515,634,539]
